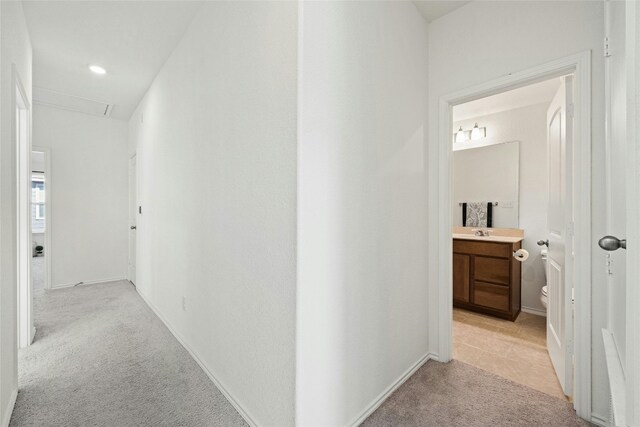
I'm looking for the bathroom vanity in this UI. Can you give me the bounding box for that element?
[452,230,523,321]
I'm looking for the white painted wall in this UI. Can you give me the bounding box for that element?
[454,103,550,313]
[0,1,32,425]
[128,3,297,425]
[452,141,520,228]
[32,104,128,287]
[296,2,429,425]
[428,1,608,419]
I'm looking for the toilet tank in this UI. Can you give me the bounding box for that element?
[541,249,548,281]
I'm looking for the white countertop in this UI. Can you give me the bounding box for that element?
[452,233,523,243]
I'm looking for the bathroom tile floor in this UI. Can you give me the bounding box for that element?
[453,308,567,400]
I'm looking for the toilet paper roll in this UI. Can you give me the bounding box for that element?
[513,249,529,261]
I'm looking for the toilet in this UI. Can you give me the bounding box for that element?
[540,249,548,309]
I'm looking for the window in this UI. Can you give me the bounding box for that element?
[32,173,45,233]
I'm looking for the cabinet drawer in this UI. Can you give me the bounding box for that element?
[453,240,511,258]
[474,256,510,285]
[473,282,510,312]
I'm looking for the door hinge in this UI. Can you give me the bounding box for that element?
[604,37,611,57]
[567,103,575,119]
[567,338,574,355]
[567,221,575,236]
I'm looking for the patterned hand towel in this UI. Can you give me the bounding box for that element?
[463,202,492,227]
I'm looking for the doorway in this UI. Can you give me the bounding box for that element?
[450,75,572,400]
[31,147,51,291]
[433,52,593,419]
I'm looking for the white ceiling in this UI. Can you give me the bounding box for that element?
[453,78,563,122]
[413,1,471,22]
[22,1,203,121]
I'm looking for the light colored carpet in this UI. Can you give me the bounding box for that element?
[31,256,45,291]
[361,359,592,427]
[10,280,248,427]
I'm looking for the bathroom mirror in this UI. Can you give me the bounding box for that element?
[452,141,520,228]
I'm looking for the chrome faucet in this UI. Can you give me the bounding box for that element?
[473,228,491,237]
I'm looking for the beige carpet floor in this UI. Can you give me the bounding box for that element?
[362,359,592,426]
[11,280,592,427]
[10,280,247,427]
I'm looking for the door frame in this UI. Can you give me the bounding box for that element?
[32,146,52,291]
[128,154,136,284]
[14,66,34,347]
[432,51,592,418]
[625,0,640,424]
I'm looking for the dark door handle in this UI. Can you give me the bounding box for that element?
[598,235,626,251]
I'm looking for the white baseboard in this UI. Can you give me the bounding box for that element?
[135,288,258,427]
[522,306,547,317]
[2,389,18,427]
[590,412,609,427]
[51,277,127,290]
[347,352,436,427]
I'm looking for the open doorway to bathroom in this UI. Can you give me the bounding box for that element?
[31,148,51,292]
[450,75,575,401]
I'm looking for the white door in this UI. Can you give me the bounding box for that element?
[601,1,640,425]
[546,75,574,397]
[128,156,137,285]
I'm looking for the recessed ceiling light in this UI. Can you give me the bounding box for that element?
[89,65,106,75]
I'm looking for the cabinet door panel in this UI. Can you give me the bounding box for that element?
[453,254,470,303]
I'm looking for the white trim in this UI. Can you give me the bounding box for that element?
[32,146,51,291]
[347,353,437,427]
[135,287,258,427]
[522,306,547,317]
[1,389,17,427]
[602,329,625,426]
[14,65,33,348]
[51,277,127,290]
[127,154,137,284]
[625,1,640,424]
[590,412,610,427]
[432,51,592,419]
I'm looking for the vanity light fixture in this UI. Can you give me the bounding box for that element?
[453,123,487,143]
[89,65,107,75]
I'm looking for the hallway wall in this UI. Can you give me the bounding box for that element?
[32,104,129,288]
[0,1,32,425]
[428,0,608,420]
[128,3,298,425]
[296,2,429,425]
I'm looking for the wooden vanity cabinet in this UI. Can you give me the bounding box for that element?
[453,238,521,321]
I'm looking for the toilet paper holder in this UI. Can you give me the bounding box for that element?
[512,248,529,261]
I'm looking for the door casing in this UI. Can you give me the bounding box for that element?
[432,51,592,419]
[14,66,34,348]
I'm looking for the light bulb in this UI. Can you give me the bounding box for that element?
[470,123,483,140]
[455,126,467,143]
